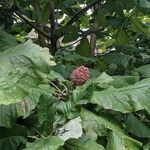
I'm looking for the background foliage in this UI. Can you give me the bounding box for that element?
[0,0,150,149]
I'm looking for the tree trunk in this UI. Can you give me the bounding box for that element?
[33,1,46,47]
[90,4,99,57]
[49,2,58,55]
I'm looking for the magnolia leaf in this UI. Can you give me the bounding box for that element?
[65,135,105,150]
[135,64,150,78]
[90,78,150,113]
[0,40,55,105]
[81,109,124,139]
[116,29,130,45]
[71,72,114,105]
[135,0,150,13]
[125,114,150,138]
[81,110,142,149]
[62,25,79,43]
[0,136,26,150]
[37,95,57,135]
[102,52,132,68]
[110,76,140,88]
[0,29,18,52]
[76,38,91,57]
[57,117,83,141]
[143,143,150,150]
[25,136,64,150]
[131,18,150,34]
[0,125,27,150]
[106,131,142,150]
[37,95,56,125]
[0,40,55,127]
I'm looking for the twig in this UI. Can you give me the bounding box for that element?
[49,2,58,54]
[28,136,39,140]
[14,11,51,40]
[36,130,46,139]
[50,81,62,93]
[57,38,82,50]
[66,0,101,25]
[61,83,68,94]
[57,28,99,50]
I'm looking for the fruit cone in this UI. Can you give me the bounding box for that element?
[70,65,90,86]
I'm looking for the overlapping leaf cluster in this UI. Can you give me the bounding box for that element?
[0,29,149,150]
[0,0,150,149]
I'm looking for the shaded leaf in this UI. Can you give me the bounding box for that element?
[25,136,64,150]
[135,64,150,78]
[143,143,150,150]
[0,125,27,150]
[135,0,150,13]
[110,76,139,88]
[37,95,57,135]
[62,25,79,43]
[91,78,150,113]
[65,135,105,150]
[81,110,142,149]
[0,40,55,127]
[116,29,130,45]
[76,38,91,57]
[0,136,26,150]
[125,114,150,138]
[106,131,142,150]
[57,117,82,141]
[0,29,18,52]
[81,109,124,139]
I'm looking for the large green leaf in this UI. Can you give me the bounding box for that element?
[71,72,114,105]
[102,52,132,68]
[81,109,124,139]
[37,95,56,125]
[0,136,26,150]
[62,25,80,43]
[110,76,139,88]
[71,73,139,107]
[0,125,27,150]
[81,110,142,149]
[56,100,80,119]
[0,40,55,105]
[106,131,142,150]
[0,30,18,52]
[135,0,150,13]
[135,64,150,78]
[57,117,83,141]
[25,136,64,150]
[0,82,53,128]
[76,38,91,57]
[143,143,150,150]
[65,135,105,150]
[116,29,130,45]
[90,78,150,113]
[0,40,55,127]
[125,114,150,138]
[0,99,35,127]
[131,18,150,34]
[37,95,57,136]
[104,0,135,14]
[0,0,13,9]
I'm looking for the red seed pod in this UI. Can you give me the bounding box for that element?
[70,65,90,86]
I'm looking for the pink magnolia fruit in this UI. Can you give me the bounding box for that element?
[70,65,90,86]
